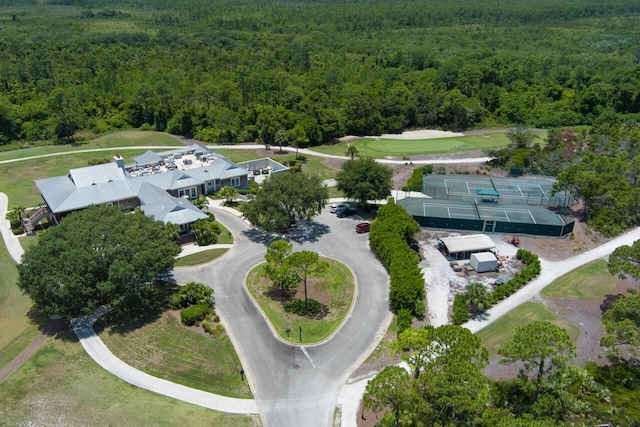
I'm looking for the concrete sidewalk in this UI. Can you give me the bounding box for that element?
[0,192,25,264]
[71,307,259,415]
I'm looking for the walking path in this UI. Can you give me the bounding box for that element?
[0,193,24,264]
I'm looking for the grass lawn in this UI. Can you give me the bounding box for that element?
[0,237,39,370]
[475,302,580,356]
[246,259,354,344]
[214,148,265,163]
[541,260,617,299]
[309,130,545,158]
[17,234,38,252]
[363,315,398,365]
[0,131,183,162]
[217,223,234,244]
[175,248,229,267]
[0,149,150,207]
[0,331,258,426]
[96,309,252,399]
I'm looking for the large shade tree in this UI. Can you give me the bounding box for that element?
[498,320,576,385]
[335,157,392,207]
[242,172,328,232]
[17,205,180,317]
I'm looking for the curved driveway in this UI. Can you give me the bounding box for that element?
[172,207,391,427]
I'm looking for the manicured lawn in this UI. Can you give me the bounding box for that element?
[541,260,617,299]
[217,223,234,244]
[475,302,580,356]
[327,187,344,199]
[246,259,354,344]
[175,248,229,267]
[309,131,545,158]
[0,331,257,426]
[96,309,252,399]
[0,237,38,370]
[0,131,183,162]
[0,149,150,207]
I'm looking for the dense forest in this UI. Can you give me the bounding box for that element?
[1,0,640,146]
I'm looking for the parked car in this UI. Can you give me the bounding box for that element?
[330,203,349,213]
[336,207,357,218]
[355,222,370,233]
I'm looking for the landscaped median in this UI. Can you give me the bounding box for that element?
[245,258,355,344]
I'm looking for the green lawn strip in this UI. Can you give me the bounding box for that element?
[174,248,229,267]
[0,149,150,207]
[246,259,354,344]
[363,315,399,365]
[476,302,580,356]
[541,260,617,299]
[0,332,257,426]
[213,148,264,163]
[309,131,534,157]
[96,311,252,399]
[216,223,234,244]
[0,236,37,369]
[0,131,182,162]
[18,234,38,251]
[327,186,344,199]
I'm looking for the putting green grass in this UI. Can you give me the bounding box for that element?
[0,237,39,370]
[475,302,580,356]
[541,260,617,299]
[0,331,258,426]
[97,310,252,399]
[309,130,546,158]
[0,131,183,162]
[174,248,229,267]
[246,259,354,344]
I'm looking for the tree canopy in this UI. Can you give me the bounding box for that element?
[17,205,180,317]
[335,157,393,207]
[498,320,576,383]
[608,240,640,280]
[600,291,640,352]
[242,172,328,232]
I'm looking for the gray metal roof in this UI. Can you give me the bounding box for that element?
[68,162,127,188]
[133,150,162,166]
[35,144,249,225]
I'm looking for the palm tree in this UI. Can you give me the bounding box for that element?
[464,282,491,317]
[346,144,359,159]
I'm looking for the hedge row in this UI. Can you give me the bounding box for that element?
[401,165,433,192]
[452,249,541,325]
[369,200,425,322]
[491,249,541,303]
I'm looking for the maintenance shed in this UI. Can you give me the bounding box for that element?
[470,252,498,273]
[439,234,496,260]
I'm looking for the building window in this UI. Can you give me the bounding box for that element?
[207,181,213,187]
[191,188,197,198]
[231,177,240,187]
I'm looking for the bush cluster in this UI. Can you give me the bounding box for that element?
[202,319,224,337]
[452,249,541,325]
[283,298,324,318]
[170,282,214,309]
[402,165,433,192]
[191,217,221,246]
[180,303,211,326]
[369,200,425,322]
[490,249,541,303]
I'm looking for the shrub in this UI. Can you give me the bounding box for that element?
[171,282,214,309]
[202,320,224,337]
[180,303,211,326]
[396,309,413,336]
[452,294,470,325]
[191,217,221,246]
[283,298,324,318]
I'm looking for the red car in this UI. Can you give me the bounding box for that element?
[355,222,370,233]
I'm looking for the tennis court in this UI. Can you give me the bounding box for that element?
[398,190,575,237]
[421,202,559,225]
[425,175,574,207]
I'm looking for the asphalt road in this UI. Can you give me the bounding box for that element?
[172,207,391,427]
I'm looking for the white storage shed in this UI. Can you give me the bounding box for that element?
[470,252,497,273]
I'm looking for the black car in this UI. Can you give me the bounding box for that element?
[336,207,357,218]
